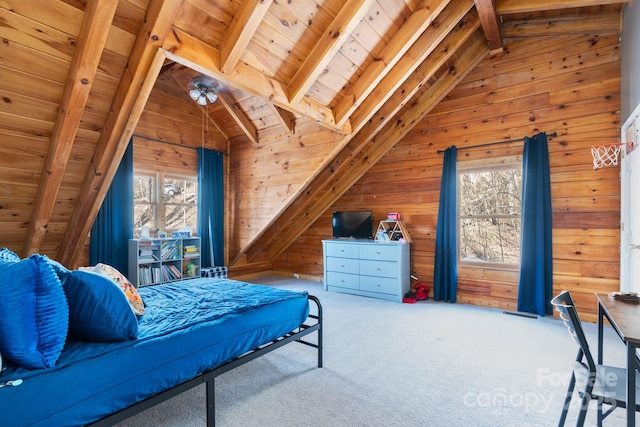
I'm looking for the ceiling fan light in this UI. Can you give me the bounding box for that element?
[197,95,207,106]
[206,91,217,103]
[189,88,200,100]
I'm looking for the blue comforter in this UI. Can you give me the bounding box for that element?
[0,279,310,426]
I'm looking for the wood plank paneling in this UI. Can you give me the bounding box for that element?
[0,0,626,315]
[277,33,622,320]
[228,116,345,262]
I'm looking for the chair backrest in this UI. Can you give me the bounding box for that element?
[551,291,596,373]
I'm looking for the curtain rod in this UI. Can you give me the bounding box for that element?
[436,132,557,154]
[132,134,229,156]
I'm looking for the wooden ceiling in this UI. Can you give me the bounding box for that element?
[0,0,629,267]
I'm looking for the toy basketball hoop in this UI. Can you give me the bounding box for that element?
[591,143,624,169]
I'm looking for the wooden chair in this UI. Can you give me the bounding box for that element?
[551,290,640,426]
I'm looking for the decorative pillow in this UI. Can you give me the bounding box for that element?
[0,254,69,369]
[79,263,144,316]
[43,256,71,286]
[63,270,138,342]
[0,248,20,265]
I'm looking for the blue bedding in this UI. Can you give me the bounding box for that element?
[0,278,310,426]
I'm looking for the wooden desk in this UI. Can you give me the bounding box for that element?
[596,293,640,427]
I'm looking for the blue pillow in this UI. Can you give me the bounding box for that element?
[44,256,71,286]
[63,270,138,342]
[0,254,69,369]
[0,248,20,265]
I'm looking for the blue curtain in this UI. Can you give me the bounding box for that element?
[90,140,133,273]
[517,132,553,316]
[197,148,224,268]
[434,146,458,303]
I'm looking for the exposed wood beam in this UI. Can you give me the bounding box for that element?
[496,0,631,14]
[159,59,176,76]
[354,14,482,137]
[265,34,489,260]
[270,105,295,134]
[216,91,259,144]
[288,0,376,106]
[164,28,351,135]
[242,32,488,262]
[57,0,183,267]
[350,0,477,133]
[232,14,478,264]
[334,0,451,127]
[219,0,273,75]
[502,11,622,37]
[474,0,503,53]
[23,0,118,258]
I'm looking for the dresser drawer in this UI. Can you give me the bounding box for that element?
[359,244,398,261]
[325,242,359,258]
[359,259,396,278]
[359,275,398,295]
[326,256,359,274]
[327,271,359,290]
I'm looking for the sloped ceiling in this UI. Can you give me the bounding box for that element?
[0,0,628,267]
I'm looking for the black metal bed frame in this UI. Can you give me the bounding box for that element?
[88,295,323,427]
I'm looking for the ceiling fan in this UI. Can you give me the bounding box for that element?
[188,76,218,106]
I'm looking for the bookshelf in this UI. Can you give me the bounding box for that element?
[128,237,201,287]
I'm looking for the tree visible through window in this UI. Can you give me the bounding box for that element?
[133,172,198,236]
[458,163,522,267]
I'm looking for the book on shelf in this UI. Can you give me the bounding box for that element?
[161,264,182,281]
[138,250,159,263]
[161,241,180,260]
[183,252,200,258]
[182,244,200,259]
[138,265,161,286]
[139,243,159,250]
[168,264,182,279]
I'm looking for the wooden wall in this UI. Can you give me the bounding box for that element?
[73,73,228,268]
[275,33,621,322]
[76,65,346,273]
[228,117,345,269]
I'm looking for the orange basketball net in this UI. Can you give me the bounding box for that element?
[591,143,624,170]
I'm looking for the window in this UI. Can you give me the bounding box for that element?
[134,172,198,236]
[133,173,156,233]
[458,162,522,268]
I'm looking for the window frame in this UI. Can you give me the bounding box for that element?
[457,158,522,271]
[133,170,198,236]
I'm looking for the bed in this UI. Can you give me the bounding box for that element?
[0,275,322,427]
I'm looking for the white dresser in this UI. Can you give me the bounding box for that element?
[322,239,410,302]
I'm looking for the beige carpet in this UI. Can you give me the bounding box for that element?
[115,276,628,427]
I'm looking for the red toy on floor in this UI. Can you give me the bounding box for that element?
[403,282,429,303]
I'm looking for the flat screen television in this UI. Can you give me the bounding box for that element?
[332,210,373,239]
